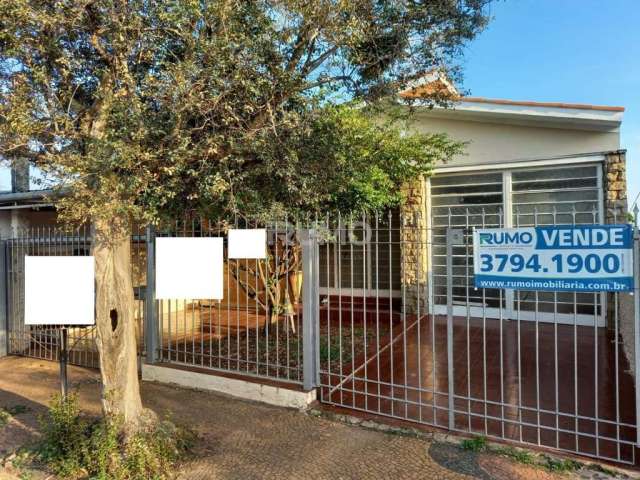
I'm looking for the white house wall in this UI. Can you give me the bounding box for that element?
[409,113,620,166]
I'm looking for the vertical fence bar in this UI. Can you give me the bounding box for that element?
[313,219,321,388]
[446,227,457,430]
[0,240,7,358]
[145,225,158,364]
[302,229,318,391]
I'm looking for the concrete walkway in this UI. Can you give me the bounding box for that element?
[0,357,632,479]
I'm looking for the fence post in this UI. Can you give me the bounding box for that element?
[446,227,464,431]
[144,225,158,364]
[0,241,7,358]
[301,229,318,391]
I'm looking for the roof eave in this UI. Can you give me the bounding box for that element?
[407,99,623,132]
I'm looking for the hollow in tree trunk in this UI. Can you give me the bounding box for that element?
[92,218,154,432]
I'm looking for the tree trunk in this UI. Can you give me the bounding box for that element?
[92,218,153,431]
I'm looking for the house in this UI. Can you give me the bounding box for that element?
[400,76,627,323]
[0,79,634,465]
[317,75,627,323]
[1,78,629,343]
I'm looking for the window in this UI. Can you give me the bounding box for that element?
[428,163,603,325]
[511,166,602,319]
[319,211,402,294]
[430,172,504,309]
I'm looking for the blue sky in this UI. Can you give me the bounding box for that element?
[460,0,640,211]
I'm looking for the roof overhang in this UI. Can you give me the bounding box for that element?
[408,98,623,132]
[0,189,57,207]
[432,152,608,173]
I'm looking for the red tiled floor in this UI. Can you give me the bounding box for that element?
[319,314,637,464]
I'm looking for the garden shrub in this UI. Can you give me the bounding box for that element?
[36,394,193,479]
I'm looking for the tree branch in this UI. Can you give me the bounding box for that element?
[302,45,338,74]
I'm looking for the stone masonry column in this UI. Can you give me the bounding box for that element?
[603,150,635,376]
[400,176,429,317]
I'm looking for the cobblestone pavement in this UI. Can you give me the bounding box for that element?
[0,357,636,479]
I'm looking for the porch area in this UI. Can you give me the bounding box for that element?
[319,309,637,464]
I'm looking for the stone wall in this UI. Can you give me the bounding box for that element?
[604,150,628,224]
[603,151,635,377]
[400,177,429,316]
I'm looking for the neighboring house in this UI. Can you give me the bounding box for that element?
[0,160,57,239]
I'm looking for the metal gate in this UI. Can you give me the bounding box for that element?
[316,208,640,466]
[4,226,100,367]
[3,225,148,369]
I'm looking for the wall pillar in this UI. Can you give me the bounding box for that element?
[603,151,635,376]
[400,176,429,317]
[11,158,29,193]
[604,150,628,224]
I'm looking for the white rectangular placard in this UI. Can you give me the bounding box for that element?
[25,256,95,325]
[228,229,266,259]
[155,237,223,299]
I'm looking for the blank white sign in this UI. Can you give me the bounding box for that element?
[25,256,95,326]
[228,229,267,259]
[155,237,223,299]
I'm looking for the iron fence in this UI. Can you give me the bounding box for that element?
[3,205,639,466]
[315,207,639,466]
[6,225,147,369]
[150,216,306,385]
[5,226,100,367]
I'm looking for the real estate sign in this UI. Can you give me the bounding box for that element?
[472,225,634,292]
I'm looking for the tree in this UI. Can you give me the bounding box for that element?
[0,0,489,433]
[228,104,464,329]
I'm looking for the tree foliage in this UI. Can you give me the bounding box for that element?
[0,0,490,428]
[1,0,488,225]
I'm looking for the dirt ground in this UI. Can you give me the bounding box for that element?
[0,356,635,480]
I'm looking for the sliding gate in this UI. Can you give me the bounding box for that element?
[317,208,640,466]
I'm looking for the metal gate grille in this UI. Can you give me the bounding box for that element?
[317,208,639,465]
[151,217,305,385]
[5,226,148,369]
[5,226,100,368]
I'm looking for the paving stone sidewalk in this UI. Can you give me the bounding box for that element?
[0,357,635,479]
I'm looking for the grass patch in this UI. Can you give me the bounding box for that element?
[587,463,618,476]
[493,445,535,465]
[34,393,194,480]
[460,436,582,473]
[0,409,9,427]
[543,456,581,473]
[319,337,352,366]
[460,436,487,452]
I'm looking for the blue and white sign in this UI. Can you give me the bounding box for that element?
[472,225,634,292]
